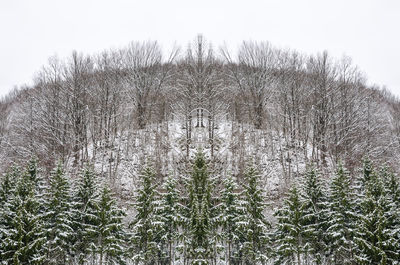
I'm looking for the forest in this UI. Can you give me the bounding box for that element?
[1,35,400,264]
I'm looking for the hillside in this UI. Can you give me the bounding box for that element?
[1,35,400,264]
[1,36,399,184]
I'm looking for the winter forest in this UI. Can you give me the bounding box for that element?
[1,35,400,264]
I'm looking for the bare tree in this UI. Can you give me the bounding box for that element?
[306,51,337,166]
[63,51,94,166]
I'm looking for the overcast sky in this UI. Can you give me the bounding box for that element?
[1,0,399,97]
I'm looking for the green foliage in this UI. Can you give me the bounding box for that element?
[130,166,164,264]
[299,167,328,264]
[326,164,357,265]
[72,167,101,264]
[362,158,373,186]
[185,151,218,264]
[382,167,400,209]
[219,176,240,265]
[0,162,45,264]
[93,185,128,265]
[160,175,181,264]
[354,164,400,264]
[382,167,400,246]
[1,153,400,265]
[43,163,74,264]
[238,166,270,264]
[0,166,20,260]
[274,186,306,265]
[0,166,18,203]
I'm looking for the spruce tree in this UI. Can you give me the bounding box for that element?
[219,176,240,265]
[130,166,164,265]
[26,157,39,184]
[0,167,19,262]
[184,151,218,265]
[238,166,270,264]
[43,163,74,264]
[0,166,18,203]
[229,189,248,265]
[326,164,357,265]
[92,185,127,265]
[0,165,46,264]
[299,167,328,264]
[382,166,400,210]
[72,167,100,264]
[361,158,373,186]
[160,175,181,265]
[354,165,400,264]
[0,167,19,239]
[274,185,306,265]
[381,167,400,246]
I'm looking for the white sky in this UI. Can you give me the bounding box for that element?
[1,0,399,97]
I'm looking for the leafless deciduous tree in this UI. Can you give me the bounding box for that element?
[1,37,400,189]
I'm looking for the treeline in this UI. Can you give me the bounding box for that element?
[1,36,400,182]
[1,153,399,264]
[0,159,126,264]
[274,160,400,264]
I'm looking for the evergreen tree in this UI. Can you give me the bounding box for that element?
[382,166,400,209]
[0,165,46,264]
[354,165,400,264]
[0,166,18,203]
[92,185,127,265]
[160,175,181,265]
[0,167,19,235]
[381,167,400,247]
[72,167,101,264]
[361,158,373,186]
[326,164,357,265]
[229,189,248,265]
[0,167,19,262]
[26,157,39,184]
[299,167,328,264]
[219,176,240,265]
[183,151,219,265]
[238,166,270,264]
[130,166,164,265]
[26,158,46,203]
[274,186,306,265]
[43,163,75,264]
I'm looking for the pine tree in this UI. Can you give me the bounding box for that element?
[299,167,328,264]
[72,167,101,264]
[160,175,181,265]
[354,165,400,264]
[92,185,127,265]
[43,163,75,264]
[238,166,270,264]
[0,165,46,264]
[274,185,306,265]
[326,164,357,265]
[130,166,164,265]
